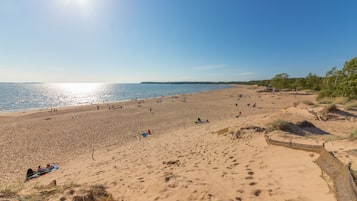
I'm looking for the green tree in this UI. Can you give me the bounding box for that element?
[341,57,357,98]
[305,73,321,91]
[270,73,289,90]
[319,57,357,99]
[294,78,306,89]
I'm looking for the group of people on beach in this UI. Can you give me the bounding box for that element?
[26,163,58,181]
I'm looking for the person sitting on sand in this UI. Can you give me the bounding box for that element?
[26,168,35,178]
[38,165,50,175]
[196,117,209,123]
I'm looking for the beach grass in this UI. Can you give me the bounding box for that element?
[4,182,114,201]
[302,100,314,105]
[0,181,23,197]
[317,98,333,104]
[350,129,357,140]
[267,119,294,133]
[344,101,357,111]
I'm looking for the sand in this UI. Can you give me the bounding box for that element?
[0,85,356,200]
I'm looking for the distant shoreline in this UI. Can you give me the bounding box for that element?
[0,84,236,115]
[140,81,252,84]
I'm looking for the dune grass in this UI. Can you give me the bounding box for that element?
[350,129,357,140]
[344,101,357,111]
[267,119,289,132]
[293,100,315,107]
[0,181,23,197]
[302,100,314,105]
[318,97,333,104]
[1,181,114,201]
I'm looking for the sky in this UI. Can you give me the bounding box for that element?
[0,0,357,83]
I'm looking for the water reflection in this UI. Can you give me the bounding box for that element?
[53,83,104,96]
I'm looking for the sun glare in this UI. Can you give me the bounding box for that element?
[63,0,90,11]
[55,83,103,95]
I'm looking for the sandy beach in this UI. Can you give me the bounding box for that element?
[1,85,356,201]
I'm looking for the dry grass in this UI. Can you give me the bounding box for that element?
[1,181,114,201]
[267,119,304,135]
[267,119,289,132]
[333,97,350,105]
[321,104,337,114]
[318,98,333,104]
[293,100,314,107]
[324,135,344,142]
[0,181,23,198]
[344,101,357,111]
[350,129,357,140]
[302,100,314,105]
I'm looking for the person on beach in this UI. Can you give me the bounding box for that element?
[148,129,151,135]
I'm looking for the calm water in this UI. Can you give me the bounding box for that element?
[0,83,231,113]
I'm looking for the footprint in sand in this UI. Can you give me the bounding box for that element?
[245,176,254,180]
[253,189,261,197]
[249,182,257,186]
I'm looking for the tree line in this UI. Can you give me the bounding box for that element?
[253,56,357,100]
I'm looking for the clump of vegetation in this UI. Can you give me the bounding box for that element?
[334,97,350,105]
[318,98,333,104]
[324,136,344,142]
[267,119,304,135]
[267,119,289,132]
[1,182,114,201]
[0,181,23,198]
[321,104,338,114]
[350,129,357,140]
[344,101,357,111]
[302,100,314,105]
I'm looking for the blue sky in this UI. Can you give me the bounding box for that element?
[0,0,356,83]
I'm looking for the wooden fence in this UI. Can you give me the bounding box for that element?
[265,135,357,201]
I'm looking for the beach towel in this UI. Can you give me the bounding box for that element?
[141,133,148,138]
[195,120,209,124]
[25,164,59,181]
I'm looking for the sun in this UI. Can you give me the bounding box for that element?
[64,0,90,9]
